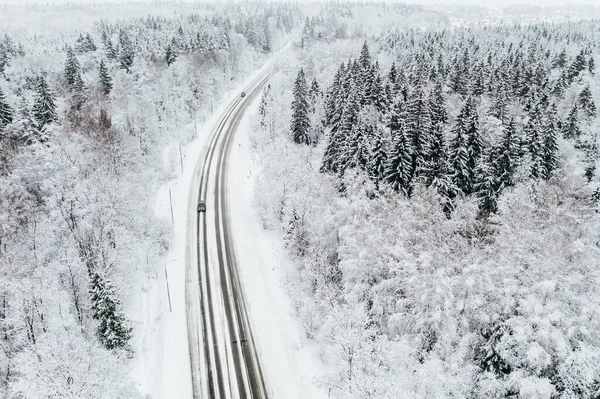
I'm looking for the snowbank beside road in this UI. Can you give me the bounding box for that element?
[227,93,329,399]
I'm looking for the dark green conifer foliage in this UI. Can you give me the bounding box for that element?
[32,76,58,129]
[525,110,544,179]
[542,104,559,180]
[449,97,480,195]
[430,81,447,126]
[494,118,520,187]
[563,104,581,139]
[99,59,112,95]
[368,123,387,182]
[290,68,311,145]
[385,126,412,195]
[165,44,177,66]
[64,46,80,87]
[89,272,132,351]
[578,86,597,118]
[0,87,13,130]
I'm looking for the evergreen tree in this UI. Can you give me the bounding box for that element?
[72,71,86,109]
[589,56,595,75]
[578,86,597,118]
[567,50,587,82]
[429,81,447,126]
[423,123,451,190]
[259,84,271,131]
[290,68,311,145]
[99,59,112,95]
[541,105,559,180]
[118,30,135,71]
[368,123,388,182]
[475,154,500,218]
[489,92,509,123]
[165,44,177,66]
[335,83,362,171]
[563,104,581,139]
[309,78,321,112]
[0,87,13,130]
[388,62,398,86]
[405,86,433,179]
[89,272,132,350]
[525,110,544,179]
[494,118,520,187]
[345,119,370,171]
[385,126,412,194]
[106,39,118,61]
[16,98,41,144]
[325,63,345,131]
[32,76,58,129]
[449,97,480,195]
[369,73,388,114]
[359,41,371,72]
[64,46,80,87]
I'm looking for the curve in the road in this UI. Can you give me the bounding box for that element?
[189,72,271,399]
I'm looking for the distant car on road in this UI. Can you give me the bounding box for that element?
[240,91,246,98]
[198,201,206,212]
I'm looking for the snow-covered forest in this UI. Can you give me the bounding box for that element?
[252,3,600,398]
[0,2,299,397]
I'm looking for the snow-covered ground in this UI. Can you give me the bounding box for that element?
[226,93,329,399]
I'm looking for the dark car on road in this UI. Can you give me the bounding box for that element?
[198,201,206,212]
[240,91,246,98]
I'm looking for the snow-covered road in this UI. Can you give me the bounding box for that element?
[185,71,272,399]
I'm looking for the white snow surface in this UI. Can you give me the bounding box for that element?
[227,94,330,399]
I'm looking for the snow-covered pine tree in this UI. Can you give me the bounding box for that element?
[494,118,520,188]
[71,71,86,109]
[465,97,483,184]
[0,87,13,130]
[589,56,595,75]
[118,30,135,71]
[259,84,271,130]
[567,50,587,83]
[429,80,447,126]
[309,78,321,112]
[325,63,345,131]
[541,104,559,180]
[525,109,544,179]
[32,76,58,129]
[388,62,398,86]
[165,44,177,66]
[345,119,370,172]
[359,41,371,72]
[64,46,80,87]
[370,73,388,114]
[405,86,433,180]
[290,68,311,145]
[89,271,132,351]
[336,83,361,171]
[385,125,412,194]
[489,91,509,123]
[106,38,118,61]
[98,59,112,95]
[15,98,40,144]
[578,85,597,118]
[368,123,388,182]
[423,123,449,188]
[475,152,501,218]
[449,97,478,195]
[563,104,581,139]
